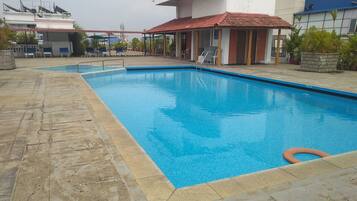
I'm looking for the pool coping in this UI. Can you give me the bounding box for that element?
[35,64,124,74]
[78,66,357,201]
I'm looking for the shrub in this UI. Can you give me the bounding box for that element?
[338,34,357,70]
[285,26,303,64]
[114,41,128,49]
[15,32,38,44]
[300,27,341,53]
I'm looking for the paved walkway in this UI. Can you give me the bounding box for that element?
[0,70,146,201]
[1,57,356,201]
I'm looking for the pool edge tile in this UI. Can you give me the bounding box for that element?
[280,159,341,179]
[78,67,357,201]
[167,184,222,201]
[136,175,175,201]
[323,151,357,169]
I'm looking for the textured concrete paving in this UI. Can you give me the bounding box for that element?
[1,57,357,201]
[0,70,147,201]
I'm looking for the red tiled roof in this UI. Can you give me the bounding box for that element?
[146,12,291,33]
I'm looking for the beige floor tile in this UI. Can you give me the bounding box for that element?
[136,175,174,201]
[323,151,357,169]
[233,168,297,192]
[124,154,162,179]
[208,178,246,198]
[281,159,340,179]
[168,184,222,201]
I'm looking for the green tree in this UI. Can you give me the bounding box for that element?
[0,19,15,49]
[131,37,141,51]
[285,26,303,64]
[74,23,88,55]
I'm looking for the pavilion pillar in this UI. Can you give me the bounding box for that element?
[194,30,200,62]
[108,32,112,56]
[275,29,281,65]
[163,33,167,56]
[217,29,222,65]
[175,32,181,58]
[143,33,147,56]
[247,30,253,65]
[149,34,152,55]
[151,34,155,55]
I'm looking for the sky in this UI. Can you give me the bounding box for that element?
[1,0,176,32]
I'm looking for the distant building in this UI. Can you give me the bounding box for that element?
[148,0,291,65]
[294,0,357,35]
[2,1,75,56]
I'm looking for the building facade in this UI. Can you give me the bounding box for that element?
[2,1,75,57]
[294,0,357,36]
[149,0,291,65]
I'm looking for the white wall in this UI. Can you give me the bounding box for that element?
[4,12,35,25]
[221,28,230,65]
[226,0,276,15]
[35,18,74,29]
[4,12,74,30]
[177,0,193,18]
[192,0,226,18]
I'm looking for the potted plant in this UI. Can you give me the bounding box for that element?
[0,18,16,70]
[300,27,341,72]
[338,34,357,71]
[285,26,303,64]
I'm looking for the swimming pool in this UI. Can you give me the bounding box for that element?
[41,65,118,73]
[84,66,357,188]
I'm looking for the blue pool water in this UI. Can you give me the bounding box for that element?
[84,68,357,188]
[41,65,117,73]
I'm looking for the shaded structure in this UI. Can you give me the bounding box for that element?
[146,1,292,65]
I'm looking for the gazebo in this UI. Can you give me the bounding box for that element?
[145,12,291,65]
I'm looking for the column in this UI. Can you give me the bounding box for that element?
[275,29,281,65]
[217,29,222,65]
[247,30,253,65]
[175,32,181,58]
[194,31,200,62]
[163,33,167,56]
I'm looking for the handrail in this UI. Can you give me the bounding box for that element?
[76,58,125,72]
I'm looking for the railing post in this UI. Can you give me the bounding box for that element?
[102,60,104,71]
[77,64,79,73]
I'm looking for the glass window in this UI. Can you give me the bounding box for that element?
[349,19,357,33]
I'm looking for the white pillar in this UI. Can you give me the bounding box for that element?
[265,29,273,64]
[191,31,194,61]
[221,28,230,65]
[175,32,181,58]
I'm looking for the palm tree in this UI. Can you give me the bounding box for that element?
[330,10,337,33]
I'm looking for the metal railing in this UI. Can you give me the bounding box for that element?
[76,58,125,72]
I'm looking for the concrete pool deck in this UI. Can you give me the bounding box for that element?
[1,57,357,201]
